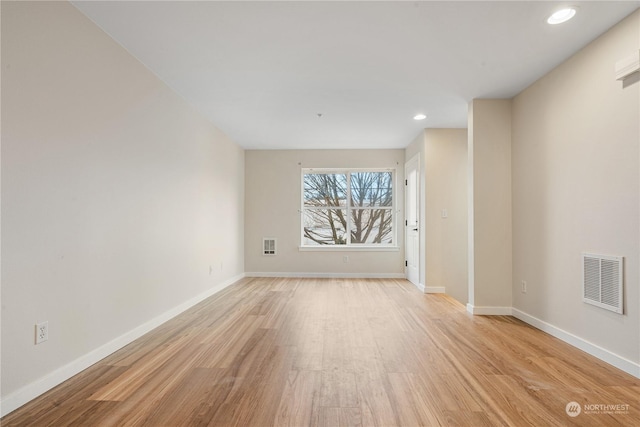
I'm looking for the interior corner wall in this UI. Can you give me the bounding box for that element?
[244,149,405,276]
[424,129,468,304]
[468,99,513,311]
[1,0,244,408]
[512,9,640,366]
[405,130,468,301]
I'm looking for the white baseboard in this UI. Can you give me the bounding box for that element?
[512,308,640,379]
[466,304,513,315]
[245,272,405,279]
[467,305,639,378]
[413,282,425,292]
[406,282,443,294]
[6,275,636,417]
[0,273,245,417]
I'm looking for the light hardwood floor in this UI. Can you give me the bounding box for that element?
[2,277,639,426]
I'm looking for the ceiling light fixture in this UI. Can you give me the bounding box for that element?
[547,7,577,25]
[413,114,427,120]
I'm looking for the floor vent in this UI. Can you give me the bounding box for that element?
[582,253,623,314]
[263,238,277,256]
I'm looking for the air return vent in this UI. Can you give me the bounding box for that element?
[582,253,623,314]
[263,238,276,256]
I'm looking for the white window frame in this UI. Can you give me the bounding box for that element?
[300,168,398,251]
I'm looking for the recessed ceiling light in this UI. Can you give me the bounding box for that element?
[547,7,577,25]
[414,114,427,120]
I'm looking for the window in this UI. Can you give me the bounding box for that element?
[302,169,395,247]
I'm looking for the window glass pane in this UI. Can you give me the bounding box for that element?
[304,174,347,207]
[350,208,393,244]
[350,172,392,207]
[303,209,347,245]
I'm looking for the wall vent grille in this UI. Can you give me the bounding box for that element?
[263,238,276,256]
[582,253,623,314]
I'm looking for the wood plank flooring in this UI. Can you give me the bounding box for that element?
[3,277,639,426]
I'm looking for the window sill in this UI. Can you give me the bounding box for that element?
[299,246,399,252]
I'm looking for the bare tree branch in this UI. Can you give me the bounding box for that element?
[303,172,392,245]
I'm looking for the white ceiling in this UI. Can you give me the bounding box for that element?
[72,1,640,150]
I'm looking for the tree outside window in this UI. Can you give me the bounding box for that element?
[302,170,394,246]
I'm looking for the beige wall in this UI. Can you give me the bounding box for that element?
[425,129,468,303]
[245,149,404,275]
[512,10,639,363]
[3,1,638,414]
[468,99,513,310]
[1,0,244,402]
[405,130,468,301]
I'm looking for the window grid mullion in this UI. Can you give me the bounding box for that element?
[303,206,392,210]
[301,169,394,247]
[346,173,352,245]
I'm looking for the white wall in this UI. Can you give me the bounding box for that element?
[424,129,468,303]
[468,99,513,311]
[1,0,244,409]
[512,10,639,366]
[244,149,404,276]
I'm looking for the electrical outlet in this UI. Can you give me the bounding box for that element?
[343,256,349,263]
[35,321,48,344]
[521,281,527,294]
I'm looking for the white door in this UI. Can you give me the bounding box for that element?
[405,155,420,286]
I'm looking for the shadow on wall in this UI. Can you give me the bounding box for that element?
[622,71,640,88]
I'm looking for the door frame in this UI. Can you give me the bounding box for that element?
[404,154,421,289]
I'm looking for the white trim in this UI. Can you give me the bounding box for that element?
[0,273,245,417]
[299,246,399,252]
[512,308,640,379]
[414,282,426,293]
[425,286,445,293]
[304,167,396,173]
[404,153,421,289]
[245,272,405,279]
[300,168,397,247]
[466,304,513,315]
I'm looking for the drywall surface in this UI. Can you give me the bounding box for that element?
[424,129,468,303]
[512,10,639,363]
[468,99,513,309]
[2,1,244,401]
[245,149,404,275]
